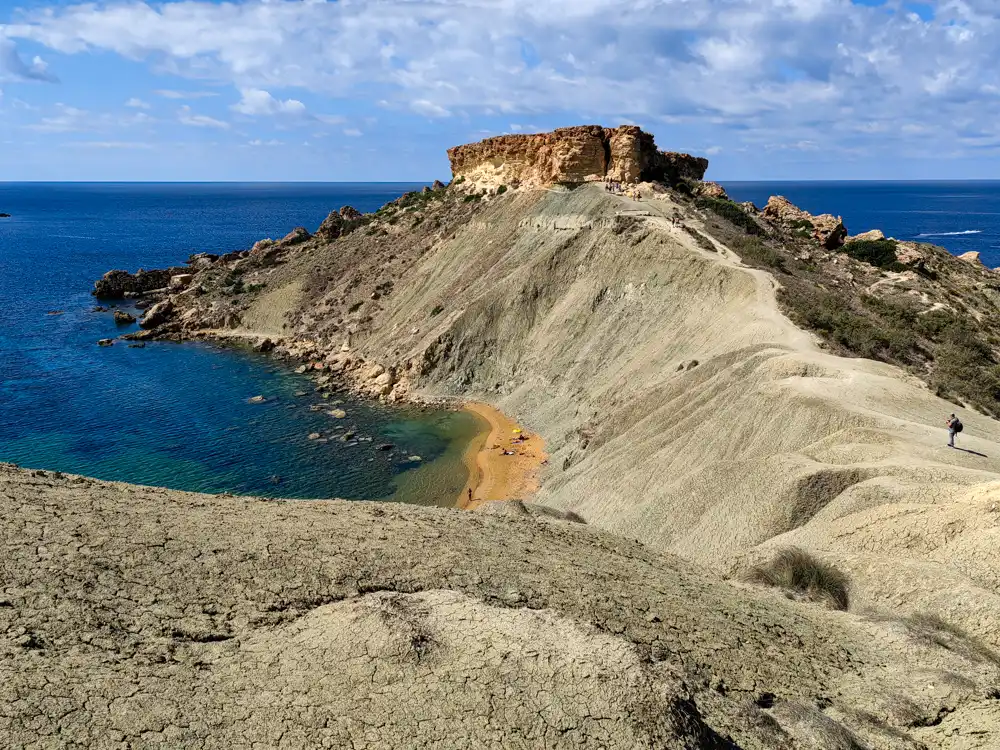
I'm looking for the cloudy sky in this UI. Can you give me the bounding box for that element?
[0,0,997,181]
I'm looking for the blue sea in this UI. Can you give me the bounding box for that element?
[723,181,1000,266]
[0,183,481,504]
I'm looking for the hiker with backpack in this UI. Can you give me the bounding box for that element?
[947,413,963,448]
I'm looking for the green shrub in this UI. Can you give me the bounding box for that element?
[696,197,765,236]
[841,239,899,269]
[496,185,508,195]
[430,304,444,317]
[463,193,482,203]
[743,547,850,610]
[731,236,783,269]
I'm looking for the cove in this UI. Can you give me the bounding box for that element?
[0,182,479,504]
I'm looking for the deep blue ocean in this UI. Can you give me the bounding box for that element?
[0,183,481,504]
[723,181,1000,266]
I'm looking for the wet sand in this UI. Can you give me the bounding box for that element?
[458,403,547,510]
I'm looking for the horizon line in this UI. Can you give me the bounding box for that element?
[6,178,1000,185]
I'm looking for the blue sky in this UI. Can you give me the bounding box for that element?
[1,0,999,181]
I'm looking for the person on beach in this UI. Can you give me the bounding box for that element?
[947,413,963,448]
[467,488,473,504]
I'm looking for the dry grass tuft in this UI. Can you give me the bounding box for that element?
[743,547,850,611]
[903,612,1000,665]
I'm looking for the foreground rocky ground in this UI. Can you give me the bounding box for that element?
[4,464,1000,749]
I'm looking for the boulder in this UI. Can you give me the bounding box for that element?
[139,299,174,329]
[762,196,847,249]
[366,364,386,380]
[316,210,345,240]
[849,229,885,243]
[170,274,195,289]
[374,371,394,388]
[695,182,729,199]
[187,253,218,269]
[97,338,114,347]
[281,227,311,246]
[113,310,136,325]
[329,409,347,419]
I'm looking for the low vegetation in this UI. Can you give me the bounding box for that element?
[693,191,1000,416]
[696,197,765,236]
[743,547,850,610]
[903,612,1000,665]
[840,239,904,271]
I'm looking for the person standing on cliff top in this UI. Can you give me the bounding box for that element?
[947,413,963,448]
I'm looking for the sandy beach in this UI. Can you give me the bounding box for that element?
[459,403,547,510]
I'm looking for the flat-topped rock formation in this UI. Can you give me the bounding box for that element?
[447,125,708,187]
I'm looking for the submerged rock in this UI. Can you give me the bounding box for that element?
[97,338,113,347]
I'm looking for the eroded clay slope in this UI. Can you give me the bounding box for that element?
[3,465,998,749]
[317,184,1000,671]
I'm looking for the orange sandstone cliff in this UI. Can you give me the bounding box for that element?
[446,125,708,187]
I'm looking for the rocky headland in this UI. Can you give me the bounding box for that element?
[11,125,1000,747]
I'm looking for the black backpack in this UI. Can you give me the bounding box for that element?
[954,420,964,433]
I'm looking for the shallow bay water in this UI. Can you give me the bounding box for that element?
[0,182,479,503]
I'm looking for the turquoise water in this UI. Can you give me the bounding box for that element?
[0,183,477,503]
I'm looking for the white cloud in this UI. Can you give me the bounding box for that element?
[66,140,153,149]
[125,97,150,109]
[154,89,217,100]
[4,0,1000,163]
[411,99,450,118]
[343,128,362,137]
[232,88,306,116]
[248,138,283,146]
[177,104,228,129]
[27,103,152,132]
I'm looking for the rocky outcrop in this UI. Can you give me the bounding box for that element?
[848,229,885,243]
[339,205,362,222]
[694,182,729,200]
[447,125,708,187]
[139,298,174,329]
[762,196,847,249]
[959,251,984,266]
[113,310,136,325]
[317,205,365,240]
[93,268,182,299]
